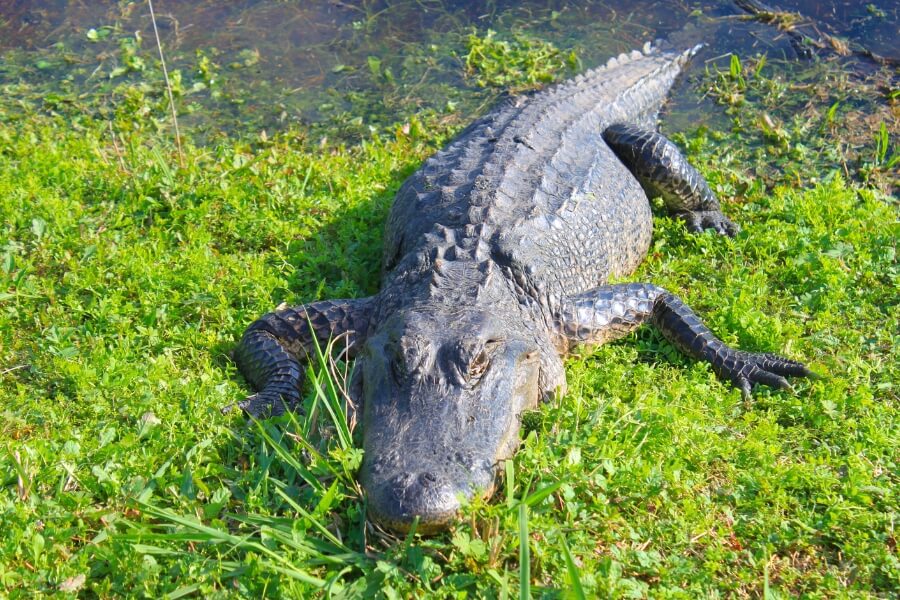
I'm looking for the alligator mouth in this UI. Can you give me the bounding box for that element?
[365,465,497,534]
[356,312,545,534]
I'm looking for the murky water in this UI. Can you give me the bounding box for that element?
[0,1,896,139]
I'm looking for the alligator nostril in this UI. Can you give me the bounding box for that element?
[454,450,479,469]
[419,471,438,487]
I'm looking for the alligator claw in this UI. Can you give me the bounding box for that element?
[226,388,303,419]
[681,210,740,237]
[717,350,813,398]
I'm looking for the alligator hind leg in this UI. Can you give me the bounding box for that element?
[557,283,812,397]
[602,123,739,236]
[230,297,374,417]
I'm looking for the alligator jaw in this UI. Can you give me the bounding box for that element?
[364,464,496,535]
[357,310,542,533]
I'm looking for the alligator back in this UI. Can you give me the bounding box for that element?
[382,43,700,304]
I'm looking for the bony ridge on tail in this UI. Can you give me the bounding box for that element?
[232,40,813,533]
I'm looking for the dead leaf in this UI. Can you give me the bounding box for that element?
[58,573,86,592]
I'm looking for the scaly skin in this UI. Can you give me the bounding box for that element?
[559,283,811,397]
[233,41,813,533]
[231,298,373,416]
[603,124,739,236]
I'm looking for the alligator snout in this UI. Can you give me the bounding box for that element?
[358,309,545,533]
[367,469,465,533]
[364,450,497,533]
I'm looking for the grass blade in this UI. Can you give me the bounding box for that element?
[520,480,562,508]
[506,459,515,509]
[559,536,586,600]
[136,502,329,588]
[274,487,352,552]
[518,503,530,600]
[308,334,353,451]
[147,0,183,167]
[252,418,325,494]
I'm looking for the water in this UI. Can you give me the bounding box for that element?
[785,0,898,59]
[0,1,896,139]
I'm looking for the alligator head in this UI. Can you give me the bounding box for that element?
[356,308,544,533]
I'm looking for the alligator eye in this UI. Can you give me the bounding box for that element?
[388,342,409,385]
[391,339,428,385]
[390,355,405,384]
[468,350,490,381]
[467,338,505,380]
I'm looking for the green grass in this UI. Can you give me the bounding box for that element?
[1,18,898,599]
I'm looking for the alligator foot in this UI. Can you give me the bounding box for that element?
[234,389,300,418]
[650,287,814,395]
[602,123,739,237]
[703,348,813,399]
[676,209,740,237]
[557,282,814,395]
[230,298,374,419]
[229,329,304,417]
[221,391,300,418]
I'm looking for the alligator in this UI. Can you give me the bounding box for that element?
[233,42,812,533]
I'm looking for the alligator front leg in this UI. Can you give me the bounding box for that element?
[602,123,739,236]
[557,283,812,397]
[230,297,374,417]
